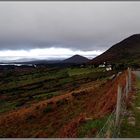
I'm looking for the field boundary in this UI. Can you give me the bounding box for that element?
[96,68,132,138]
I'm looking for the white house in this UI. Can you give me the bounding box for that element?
[106,65,112,71]
[99,64,106,68]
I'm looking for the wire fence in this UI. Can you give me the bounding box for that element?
[96,67,131,138]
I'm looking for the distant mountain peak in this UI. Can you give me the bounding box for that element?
[62,54,90,64]
[72,54,82,57]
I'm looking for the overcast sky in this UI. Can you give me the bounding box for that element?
[0,1,140,61]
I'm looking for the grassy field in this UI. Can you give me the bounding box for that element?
[67,67,104,76]
[0,66,112,114]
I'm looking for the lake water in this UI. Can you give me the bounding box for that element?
[0,64,36,67]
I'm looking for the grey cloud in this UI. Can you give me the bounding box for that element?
[0,2,140,51]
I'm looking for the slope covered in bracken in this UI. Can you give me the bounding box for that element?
[0,71,135,138]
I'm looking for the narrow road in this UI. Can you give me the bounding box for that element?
[120,71,140,137]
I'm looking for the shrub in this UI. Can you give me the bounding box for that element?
[71,91,78,97]
[15,101,25,107]
[46,94,53,99]
[56,99,66,107]
[43,104,53,113]
[72,90,87,97]
[26,114,36,121]
[15,98,28,107]
[35,105,40,110]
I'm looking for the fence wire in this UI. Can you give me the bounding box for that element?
[96,69,131,138]
[96,92,127,138]
[96,108,116,138]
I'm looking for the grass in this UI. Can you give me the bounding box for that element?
[0,69,68,91]
[0,66,113,115]
[77,116,108,138]
[120,75,140,138]
[135,76,140,106]
[33,91,59,100]
[67,67,105,76]
[0,101,17,113]
[0,65,117,138]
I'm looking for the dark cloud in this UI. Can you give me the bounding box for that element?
[0,2,140,51]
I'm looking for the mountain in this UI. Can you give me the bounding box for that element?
[91,34,140,65]
[62,54,90,64]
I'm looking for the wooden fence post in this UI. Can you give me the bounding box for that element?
[115,84,122,127]
[128,67,131,92]
[126,75,128,98]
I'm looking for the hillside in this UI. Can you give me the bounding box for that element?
[62,55,90,64]
[0,66,116,138]
[0,67,132,138]
[91,34,140,65]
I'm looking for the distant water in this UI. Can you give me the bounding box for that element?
[0,64,36,67]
